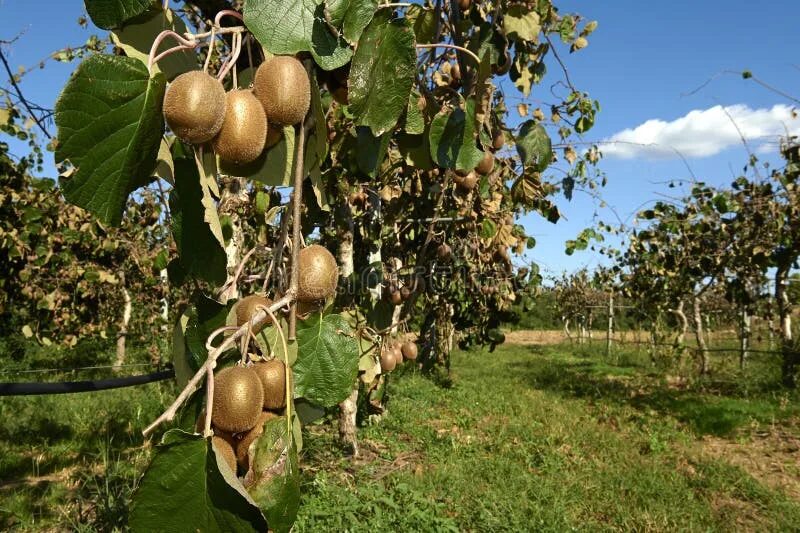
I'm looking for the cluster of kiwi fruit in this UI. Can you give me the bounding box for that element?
[201,359,288,477]
[453,129,505,191]
[163,55,310,165]
[379,340,418,373]
[383,282,413,306]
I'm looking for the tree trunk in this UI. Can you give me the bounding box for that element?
[114,273,132,370]
[739,306,751,370]
[670,300,688,350]
[776,266,797,387]
[338,388,359,456]
[587,310,594,342]
[159,267,169,328]
[563,317,572,343]
[219,177,248,304]
[606,292,614,358]
[692,295,709,375]
[336,203,359,455]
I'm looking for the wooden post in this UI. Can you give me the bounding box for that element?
[606,292,614,358]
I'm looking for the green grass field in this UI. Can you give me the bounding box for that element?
[1,342,799,531]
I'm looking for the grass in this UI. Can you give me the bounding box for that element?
[1,341,799,531]
[296,343,800,532]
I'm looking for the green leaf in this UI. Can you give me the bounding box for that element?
[405,92,425,135]
[110,8,195,80]
[480,219,497,240]
[429,100,484,171]
[342,0,378,45]
[516,120,552,172]
[356,127,391,177]
[255,320,298,366]
[185,296,233,372]
[397,132,433,170]
[304,74,329,180]
[169,159,227,285]
[406,4,436,44]
[248,418,301,533]
[294,313,360,407]
[221,125,295,186]
[503,5,541,42]
[54,55,165,225]
[244,0,352,71]
[348,11,416,136]
[84,0,152,30]
[130,430,267,532]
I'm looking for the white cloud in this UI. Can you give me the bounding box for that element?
[602,104,800,160]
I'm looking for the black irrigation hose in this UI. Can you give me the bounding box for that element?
[0,368,175,396]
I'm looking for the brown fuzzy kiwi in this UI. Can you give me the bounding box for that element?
[401,341,418,360]
[265,122,283,148]
[458,0,471,10]
[454,171,478,191]
[235,294,274,334]
[252,359,288,410]
[212,90,267,164]
[163,71,226,144]
[389,290,403,306]
[436,243,452,260]
[253,56,311,126]
[492,130,506,151]
[476,151,495,175]
[400,286,412,301]
[235,410,279,467]
[297,244,339,302]
[380,345,397,372]
[212,434,238,473]
[211,366,264,433]
[392,344,404,365]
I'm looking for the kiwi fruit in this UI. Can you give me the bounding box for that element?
[476,152,495,175]
[212,90,267,164]
[436,243,452,260]
[265,122,283,148]
[297,244,339,302]
[236,410,278,467]
[212,434,238,473]
[492,130,506,151]
[401,341,418,360]
[458,0,471,10]
[450,62,462,84]
[389,289,403,306]
[253,56,311,126]
[380,346,397,372]
[211,366,264,433]
[163,71,226,144]
[454,171,478,191]
[400,286,412,301]
[252,359,288,410]
[236,294,274,334]
[392,344,404,366]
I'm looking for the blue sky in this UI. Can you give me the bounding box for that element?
[2,0,799,280]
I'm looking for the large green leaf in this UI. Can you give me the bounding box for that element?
[516,120,552,172]
[221,125,295,186]
[54,55,165,225]
[294,313,360,407]
[172,308,193,388]
[169,159,227,285]
[503,5,541,42]
[244,0,352,70]
[130,430,267,532]
[248,417,301,533]
[111,8,195,81]
[84,0,152,30]
[406,4,437,44]
[348,11,416,136]
[428,99,484,171]
[342,0,378,45]
[185,295,234,371]
[356,127,391,177]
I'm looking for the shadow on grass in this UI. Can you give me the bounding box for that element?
[508,345,799,437]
